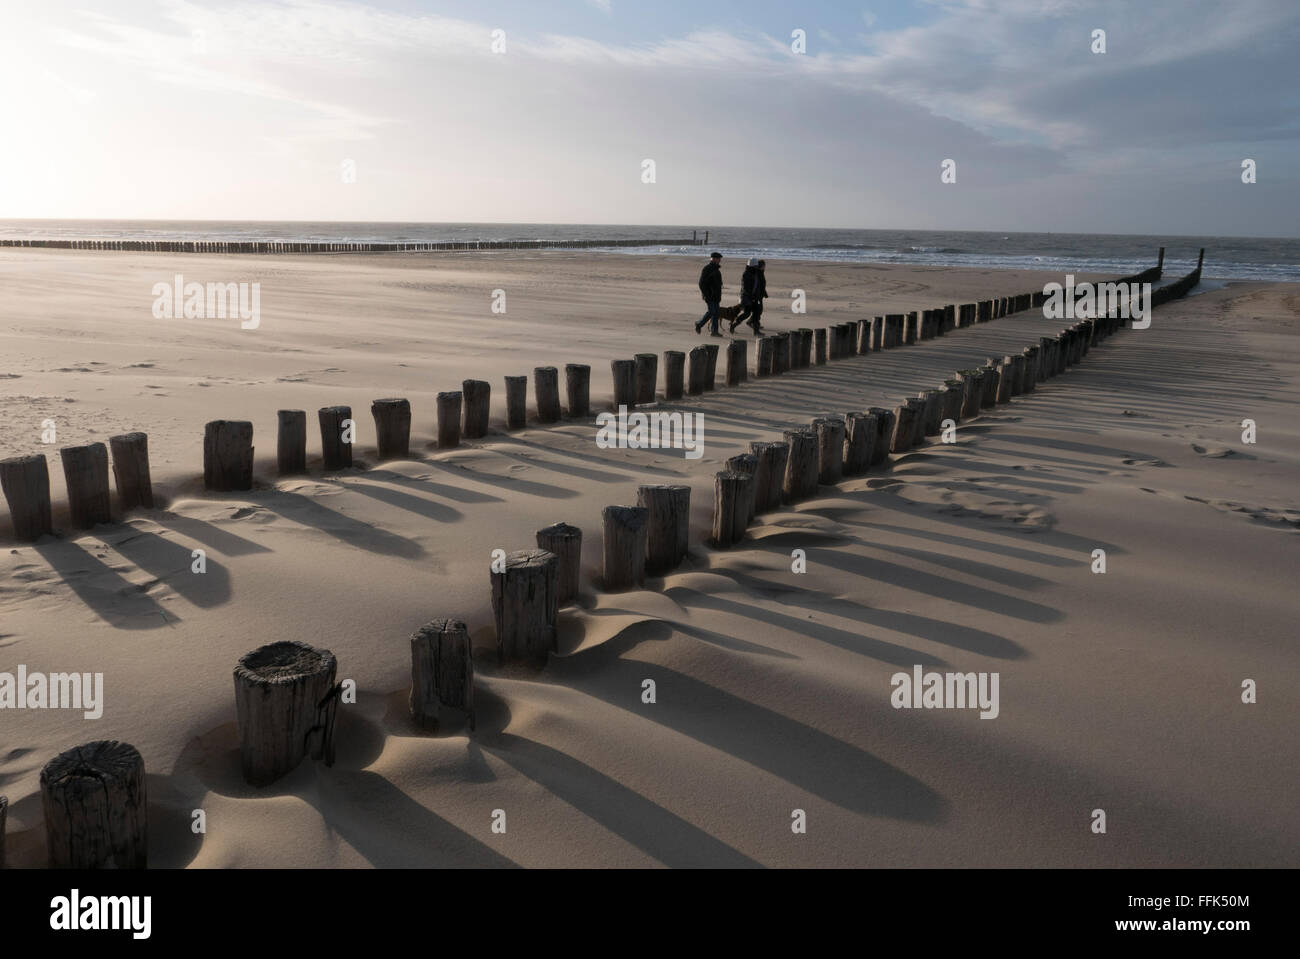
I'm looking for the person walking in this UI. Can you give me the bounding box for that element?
[748,259,768,334]
[695,251,724,336]
[730,258,761,334]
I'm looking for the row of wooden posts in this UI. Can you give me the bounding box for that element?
[2,251,1205,868]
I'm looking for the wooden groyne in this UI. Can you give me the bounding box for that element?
[0,234,709,255]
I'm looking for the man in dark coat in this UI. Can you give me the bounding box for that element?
[731,257,762,333]
[694,252,724,336]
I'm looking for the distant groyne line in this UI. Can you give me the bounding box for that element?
[0,234,709,254]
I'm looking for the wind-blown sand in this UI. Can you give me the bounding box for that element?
[1,249,1296,867]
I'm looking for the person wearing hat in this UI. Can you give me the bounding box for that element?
[695,251,724,336]
[731,257,763,334]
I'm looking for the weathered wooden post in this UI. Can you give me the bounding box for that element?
[492,549,560,662]
[434,392,461,448]
[635,353,658,404]
[890,402,917,454]
[1039,337,1055,380]
[318,406,352,469]
[942,381,965,424]
[996,360,1015,404]
[1021,347,1039,393]
[505,375,527,429]
[564,364,590,418]
[979,364,999,409]
[885,314,904,347]
[843,412,876,476]
[371,398,411,459]
[602,505,648,590]
[782,428,819,502]
[814,328,827,364]
[277,410,307,474]
[867,408,894,466]
[769,335,787,373]
[756,336,775,377]
[903,311,918,345]
[108,432,153,511]
[611,359,637,410]
[749,441,790,512]
[687,346,710,395]
[536,522,582,604]
[410,619,474,731]
[711,471,753,548]
[637,485,691,573]
[2,454,53,540]
[40,741,147,868]
[1008,354,1027,396]
[726,340,747,386]
[919,389,944,437]
[906,397,929,448]
[813,417,845,484]
[663,351,686,400]
[59,443,112,529]
[786,331,800,368]
[204,420,254,491]
[462,380,491,438]
[870,316,884,350]
[0,794,7,868]
[800,329,814,365]
[724,453,758,524]
[534,367,562,423]
[234,641,339,786]
[703,344,720,389]
[856,319,871,353]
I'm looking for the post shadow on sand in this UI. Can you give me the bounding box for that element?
[417,457,583,500]
[250,489,426,559]
[104,527,232,608]
[151,510,272,557]
[33,539,174,630]
[547,654,949,824]
[363,466,506,504]
[338,476,464,523]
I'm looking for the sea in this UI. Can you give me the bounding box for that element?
[1,221,1296,282]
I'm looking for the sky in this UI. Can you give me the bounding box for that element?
[1,0,1296,236]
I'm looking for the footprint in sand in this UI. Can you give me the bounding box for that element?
[1123,457,1169,467]
[1191,444,1235,458]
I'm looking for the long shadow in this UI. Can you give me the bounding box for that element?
[864,541,1054,590]
[107,528,232,608]
[363,467,505,504]
[253,490,426,559]
[342,478,463,523]
[703,564,1028,660]
[431,445,631,486]
[551,656,949,823]
[419,459,581,500]
[480,732,763,867]
[662,585,951,668]
[33,541,173,629]
[847,519,1078,568]
[804,546,1062,623]
[151,511,272,556]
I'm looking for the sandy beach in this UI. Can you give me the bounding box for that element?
[1,249,1296,868]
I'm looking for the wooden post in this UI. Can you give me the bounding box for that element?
[1021,347,1039,393]
[1,454,53,541]
[891,403,918,453]
[663,351,685,399]
[410,619,474,731]
[885,314,904,347]
[786,331,801,368]
[40,741,147,868]
[868,408,894,466]
[108,432,153,511]
[634,353,658,404]
[611,359,637,410]
[534,367,561,423]
[906,397,928,448]
[979,365,999,409]
[436,391,463,448]
[602,506,648,590]
[725,340,747,386]
[996,361,1014,404]
[1008,354,1027,396]
[59,443,111,529]
[536,522,582,605]
[318,406,353,470]
[687,346,709,395]
[563,364,590,419]
[749,441,790,512]
[918,389,943,437]
[1039,337,1055,380]
[235,641,338,786]
[782,428,819,502]
[492,549,560,662]
[814,328,827,364]
[0,794,6,869]
[904,311,919,345]
[1157,246,1165,274]
[277,410,307,474]
[637,484,691,573]
[703,344,720,389]
[813,417,845,484]
[799,329,814,365]
[725,453,758,523]
[371,398,411,459]
[870,316,884,350]
[711,470,753,548]
[843,412,875,476]
[942,381,965,423]
[462,380,491,438]
[204,420,254,491]
[856,319,871,353]
[773,335,790,373]
[505,375,527,429]
[756,337,775,377]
